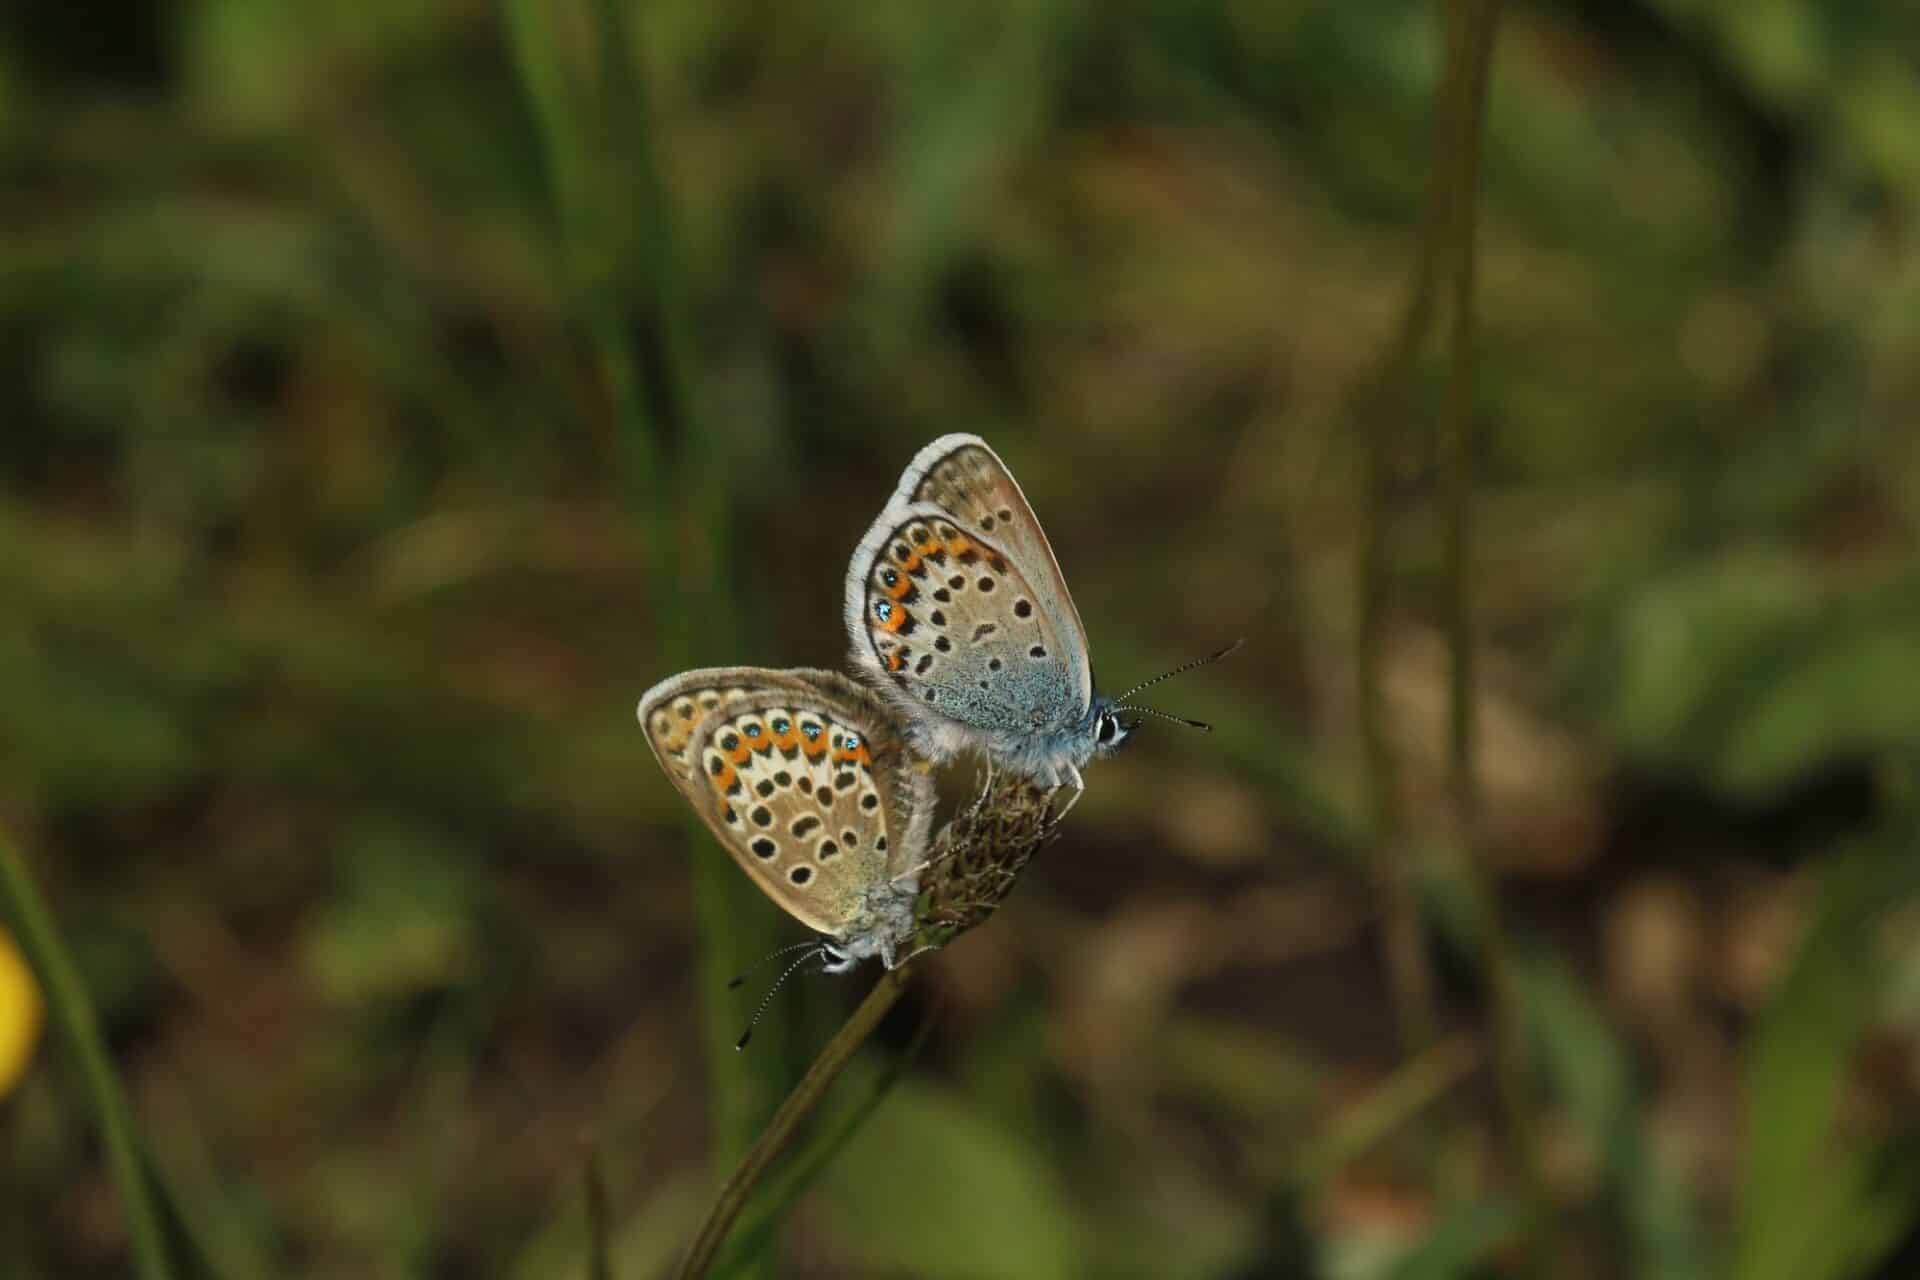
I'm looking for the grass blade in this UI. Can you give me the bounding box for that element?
[1732,837,1920,1280]
[0,831,173,1279]
[1511,943,1711,1280]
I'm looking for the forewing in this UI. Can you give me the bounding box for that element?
[639,669,933,935]
[889,435,1091,709]
[637,668,770,784]
[847,503,1085,735]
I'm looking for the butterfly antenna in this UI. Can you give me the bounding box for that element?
[735,946,826,1051]
[1126,704,1213,733]
[726,939,826,990]
[1114,638,1245,703]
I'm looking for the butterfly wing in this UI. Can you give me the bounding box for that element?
[846,435,1092,740]
[891,435,1092,707]
[846,501,1089,741]
[639,669,765,784]
[638,668,934,936]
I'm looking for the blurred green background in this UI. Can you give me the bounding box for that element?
[3,0,1919,1276]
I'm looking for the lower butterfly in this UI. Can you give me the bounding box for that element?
[637,667,935,982]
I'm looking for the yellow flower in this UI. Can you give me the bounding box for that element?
[0,926,43,1098]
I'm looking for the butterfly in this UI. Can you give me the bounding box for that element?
[843,434,1230,811]
[637,668,935,978]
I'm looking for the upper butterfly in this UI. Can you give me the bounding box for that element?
[844,434,1155,807]
[637,667,934,973]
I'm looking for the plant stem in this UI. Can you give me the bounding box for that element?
[710,992,941,1276]
[583,1144,611,1280]
[0,832,173,1280]
[584,2,779,1152]
[1434,0,1558,1270]
[1355,0,1465,1070]
[672,965,918,1280]
[501,0,784,1215]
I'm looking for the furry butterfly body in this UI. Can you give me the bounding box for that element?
[637,667,934,971]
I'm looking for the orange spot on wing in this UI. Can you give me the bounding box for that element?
[800,734,829,759]
[771,726,801,751]
[884,649,905,673]
[726,742,753,765]
[877,605,909,634]
[710,765,738,794]
[944,536,975,559]
[834,744,874,767]
[885,574,913,601]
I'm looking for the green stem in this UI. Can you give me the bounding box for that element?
[501,0,782,1214]
[672,965,918,1280]
[0,831,173,1280]
[1354,0,1463,1069]
[1434,0,1558,1270]
[710,992,941,1275]
[583,1145,611,1280]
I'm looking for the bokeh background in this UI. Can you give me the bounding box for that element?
[4,0,1920,1276]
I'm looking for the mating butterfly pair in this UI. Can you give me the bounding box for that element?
[639,435,1223,976]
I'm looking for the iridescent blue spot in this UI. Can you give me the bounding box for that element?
[873,599,893,622]
[771,717,790,734]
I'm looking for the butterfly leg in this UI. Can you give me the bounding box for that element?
[889,941,941,968]
[965,758,998,817]
[1051,763,1085,819]
[891,854,947,885]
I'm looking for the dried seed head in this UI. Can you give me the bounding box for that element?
[914,770,1059,949]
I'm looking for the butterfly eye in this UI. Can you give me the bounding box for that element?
[1097,714,1117,744]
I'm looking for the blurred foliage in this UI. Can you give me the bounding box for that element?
[3,0,1920,1275]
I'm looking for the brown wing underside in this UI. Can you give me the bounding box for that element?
[638,668,933,934]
